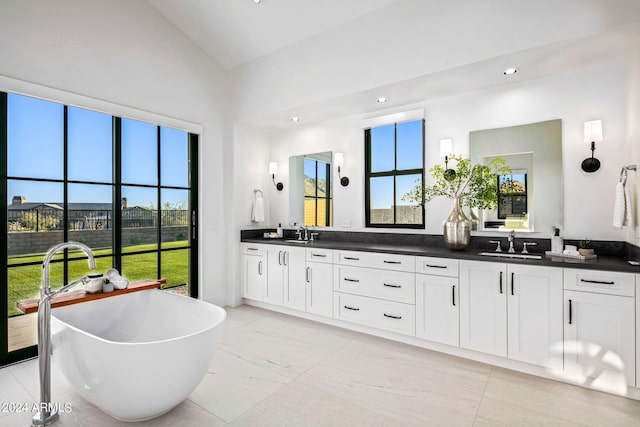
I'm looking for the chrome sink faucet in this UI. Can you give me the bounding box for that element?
[33,242,95,427]
[507,230,516,253]
[296,226,309,241]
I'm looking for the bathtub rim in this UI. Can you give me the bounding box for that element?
[51,289,226,346]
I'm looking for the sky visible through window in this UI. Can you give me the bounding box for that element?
[7,93,188,208]
[369,120,423,209]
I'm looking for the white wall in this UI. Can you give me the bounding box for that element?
[628,46,640,244]
[0,0,230,305]
[263,61,631,241]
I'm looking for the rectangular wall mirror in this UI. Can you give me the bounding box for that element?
[289,151,333,227]
[469,119,563,233]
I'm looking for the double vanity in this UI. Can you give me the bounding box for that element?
[240,231,640,399]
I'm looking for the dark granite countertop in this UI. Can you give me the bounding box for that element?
[241,235,640,274]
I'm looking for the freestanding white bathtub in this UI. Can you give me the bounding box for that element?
[50,289,226,422]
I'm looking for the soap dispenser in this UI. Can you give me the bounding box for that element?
[551,227,563,253]
[276,223,283,238]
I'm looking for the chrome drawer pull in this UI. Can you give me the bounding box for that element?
[426,264,447,269]
[383,283,402,288]
[580,279,615,285]
[312,253,327,258]
[344,256,360,261]
[383,313,402,319]
[344,305,360,311]
[247,247,259,251]
[344,278,360,283]
[383,260,401,264]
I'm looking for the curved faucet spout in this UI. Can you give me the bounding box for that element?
[41,242,96,295]
[34,242,95,426]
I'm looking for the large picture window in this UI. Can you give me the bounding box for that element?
[1,92,198,366]
[365,119,425,228]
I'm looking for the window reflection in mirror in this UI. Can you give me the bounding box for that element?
[289,151,333,227]
[470,119,562,234]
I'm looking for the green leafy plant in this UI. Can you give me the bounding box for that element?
[578,239,592,249]
[402,154,511,209]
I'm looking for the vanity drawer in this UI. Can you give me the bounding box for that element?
[564,268,635,297]
[306,248,334,263]
[333,265,415,304]
[243,243,265,256]
[334,292,415,336]
[416,256,459,277]
[335,250,415,272]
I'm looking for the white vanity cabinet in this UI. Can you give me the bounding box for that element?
[459,260,563,368]
[637,274,640,388]
[333,250,416,336]
[415,256,459,347]
[459,260,507,356]
[564,268,636,387]
[265,245,306,309]
[507,264,563,369]
[242,243,266,301]
[305,248,334,317]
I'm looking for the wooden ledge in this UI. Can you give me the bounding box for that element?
[16,279,167,314]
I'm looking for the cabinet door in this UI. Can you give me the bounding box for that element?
[265,246,285,305]
[283,247,306,311]
[460,260,507,357]
[507,265,563,369]
[243,255,265,301]
[416,274,459,347]
[306,261,333,317]
[564,290,636,387]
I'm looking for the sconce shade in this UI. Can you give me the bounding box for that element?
[584,120,603,144]
[269,161,278,175]
[334,152,349,186]
[581,120,602,173]
[269,161,284,190]
[439,139,453,157]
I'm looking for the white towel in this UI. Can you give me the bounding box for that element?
[613,181,633,228]
[252,192,265,222]
[624,180,634,227]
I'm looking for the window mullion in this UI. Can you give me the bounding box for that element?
[156,126,161,282]
[63,105,69,285]
[393,123,398,223]
[113,117,122,274]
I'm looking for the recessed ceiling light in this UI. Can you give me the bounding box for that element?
[290,116,300,123]
[503,67,518,76]
[377,97,388,103]
[252,0,262,4]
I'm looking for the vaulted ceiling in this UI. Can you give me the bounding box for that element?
[147,0,640,130]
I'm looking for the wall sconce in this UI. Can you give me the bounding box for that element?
[582,120,602,173]
[269,161,284,191]
[439,139,456,180]
[334,152,350,186]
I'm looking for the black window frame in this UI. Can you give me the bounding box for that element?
[0,92,199,367]
[364,119,425,229]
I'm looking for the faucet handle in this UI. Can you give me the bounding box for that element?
[521,242,538,254]
[489,240,502,252]
[310,232,319,241]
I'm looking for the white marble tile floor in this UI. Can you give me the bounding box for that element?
[2,304,640,426]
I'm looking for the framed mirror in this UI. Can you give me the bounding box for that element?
[469,119,563,233]
[289,151,333,227]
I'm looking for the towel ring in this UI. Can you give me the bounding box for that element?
[253,189,264,197]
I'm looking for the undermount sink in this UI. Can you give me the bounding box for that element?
[478,252,542,260]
